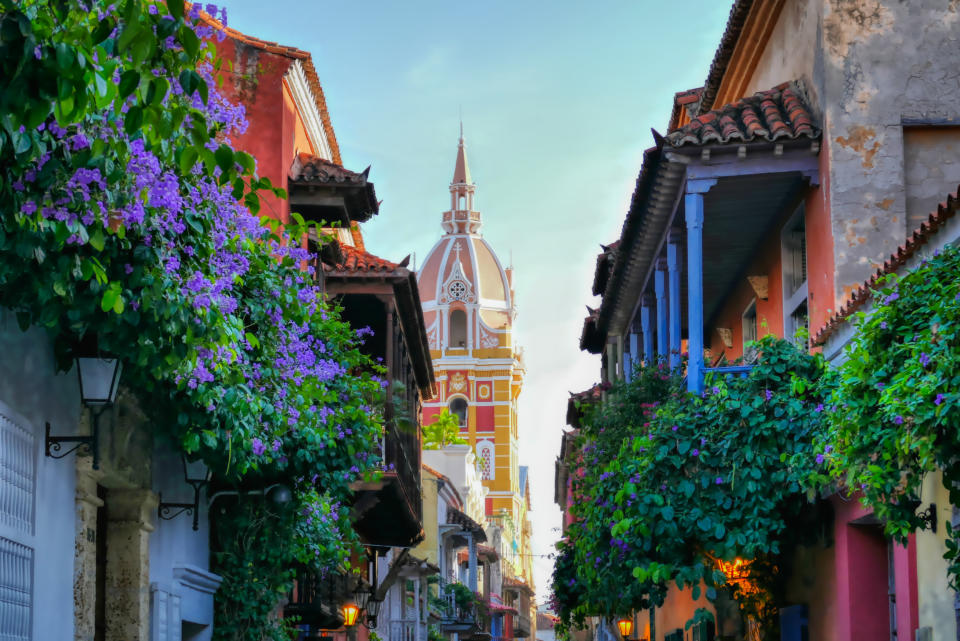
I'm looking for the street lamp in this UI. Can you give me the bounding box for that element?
[45,354,123,469]
[354,583,373,613]
[157,455,212,531]
[341,602,360,627]
[617,617,635,640]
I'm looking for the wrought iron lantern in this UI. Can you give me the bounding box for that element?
[45,354,123,469]
[617,617,635,640]
[354,583,373,613]
[341,602,360,627]
[365,597,383,628]
[158,455,212,531]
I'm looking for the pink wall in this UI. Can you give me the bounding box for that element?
[830,495,918,641]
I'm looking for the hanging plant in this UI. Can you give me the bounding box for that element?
[824,243,960,586]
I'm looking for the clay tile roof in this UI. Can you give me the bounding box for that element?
[668,87,705,132]
[813,186,960,346]
[592,241,620,297]
[421,463,450,483]
[324,244,399,275]
[579,307,603,353]
[194,9,342,165]
[502,576,534,595]
[566,383,605,428]
[698,0,755,115]
[666,82,818,148]
[290,154,372,187]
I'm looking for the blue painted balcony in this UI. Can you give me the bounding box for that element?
[585,82,821,392]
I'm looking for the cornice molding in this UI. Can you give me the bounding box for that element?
[284,61,334,162]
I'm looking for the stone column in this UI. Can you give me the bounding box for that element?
[74,459,104,641]
[104,488,157,641]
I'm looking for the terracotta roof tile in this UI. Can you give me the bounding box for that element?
[566,383,606,428]
[290,153,371,186]
[592,241,619,297]
[666,82,818,148]
[324,244,399,275]
[668,87,705,131]
[195,9,342,165]
[812,186,960,346]
[698,0,755,115]
[579,307,602,353]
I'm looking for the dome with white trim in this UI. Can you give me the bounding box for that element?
[417,132,514,352]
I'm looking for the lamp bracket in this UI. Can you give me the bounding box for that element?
[158,480,208,531]
[918,502,938,533]
[44,409,103,469]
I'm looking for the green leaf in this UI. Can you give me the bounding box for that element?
[168,0,185,20]
[215,144,234,173]
[118,70,140,99]
[179,146,198,173]
[661,505,674,521]
[178,25,200,59]
[124,105,143,133]
[89,228,105,252]
[117,19,142,53]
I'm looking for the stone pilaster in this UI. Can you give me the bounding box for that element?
[74,458,104,641]
[104,488,157,641]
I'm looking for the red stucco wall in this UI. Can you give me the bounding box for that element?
[806,137,835,339]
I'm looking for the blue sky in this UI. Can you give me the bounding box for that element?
[223,0,732,597]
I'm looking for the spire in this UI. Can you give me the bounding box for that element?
[444,125,480,234]
[452,125,472,185]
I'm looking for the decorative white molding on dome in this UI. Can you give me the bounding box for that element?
[426,322,440,350]
[439,242,476,305]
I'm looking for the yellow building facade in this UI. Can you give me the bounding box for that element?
[417,131,527,543]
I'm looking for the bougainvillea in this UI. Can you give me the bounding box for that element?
[555,338,829,634]
[1,1,384,637]
[824,243,960,586]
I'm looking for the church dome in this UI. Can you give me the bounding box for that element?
[419,235,512,311]
[417,132,515,350]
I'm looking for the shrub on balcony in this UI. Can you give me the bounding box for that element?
[823,243,960,587]
[554,338,828,635]
[1,2,383,639]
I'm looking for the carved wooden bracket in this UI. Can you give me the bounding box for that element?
[716,328,733,348]
[747,275,769,300]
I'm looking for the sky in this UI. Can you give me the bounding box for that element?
[222,0,732,599]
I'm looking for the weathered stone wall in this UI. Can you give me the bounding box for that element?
[747,0,824,109]
[821,0,960,302]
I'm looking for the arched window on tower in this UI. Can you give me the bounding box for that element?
[476,440,494,480]
[449,398,468,427]
[450,309,467,348]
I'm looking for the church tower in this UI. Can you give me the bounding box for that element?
[418,130,526,529]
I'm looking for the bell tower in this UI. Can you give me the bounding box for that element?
[443,124,481,234]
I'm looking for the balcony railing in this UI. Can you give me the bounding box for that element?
[284,568,349,629]
[389,619,428,641]
[513,612,532,638]
[436,579,478,632]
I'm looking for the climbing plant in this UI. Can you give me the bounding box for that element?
[823,243,960,587]
[1,1,383,637]
[554,338,829,635]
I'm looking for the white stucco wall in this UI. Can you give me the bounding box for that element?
[0,311,82,640]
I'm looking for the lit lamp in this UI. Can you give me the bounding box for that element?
[341,602,361,627]
[617,617,635,641]
[157,455,212,531]
[716,557,749,584]
[45,354,123,469]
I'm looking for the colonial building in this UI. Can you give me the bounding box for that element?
[418,131,525,533]
[418,130,537,636]
[565,1,960,639]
